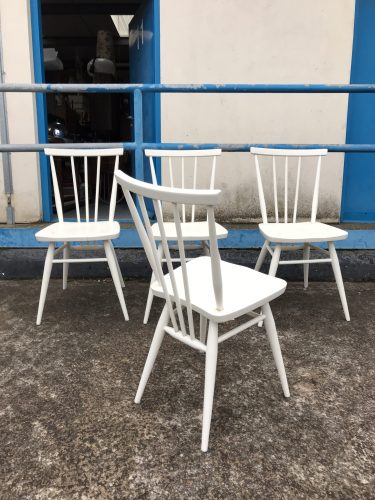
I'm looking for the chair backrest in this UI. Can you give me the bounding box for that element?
[145,149,221,223]
[115,171,223,340]
[44,148,123,222]
[250,147,328,224]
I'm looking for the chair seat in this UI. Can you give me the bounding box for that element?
[35,221,120,242]
[151,256,286,322]
[259,222,348,243]
[151,221,228,241]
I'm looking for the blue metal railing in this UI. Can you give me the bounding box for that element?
[2,82,375,222]
[3,83,375,160]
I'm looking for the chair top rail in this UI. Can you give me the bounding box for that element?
[145,148,222,157]
[44,147,123,157]
[115,171,221,206]
[251,147,328,157]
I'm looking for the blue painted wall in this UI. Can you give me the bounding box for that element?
[30,0,53,222]
[1,227,375,250]
[129,0,161,183]
[342,0,375,222]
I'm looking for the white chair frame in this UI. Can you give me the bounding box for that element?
[115,170,290,452]
[35,148,128,325]
[142,148,228,324]
[251,147,350,321]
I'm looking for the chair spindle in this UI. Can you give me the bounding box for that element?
[311,155,322,223]
[84,156,89,222]
[70,156,80,222]
[94,156,101,222]
[284,156,288,223]
[172,202,195,340]
[50,156,63,222]
[272,156,279,223]
[192,156,198,222]
[293,156,302,223]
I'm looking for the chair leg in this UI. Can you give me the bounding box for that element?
[201,321,219,452]
[109,241,125,288]
[257,244,281,328]
[135,304,169,403]
[303,243,310,289]
[202,240,210,256]
[143,279,155,325]
[269,244,281,277]
[143,243,163,325]
[62,242,70,290]
[36,243,55,325]
[199,315,208,344]
[255,240,269,271]
[262,302,290,398]
[328,242,350,321]
[104,240,129,321]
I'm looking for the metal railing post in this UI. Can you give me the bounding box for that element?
[133,88,144,182]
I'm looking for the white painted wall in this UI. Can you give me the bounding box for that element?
[160,0,355,222]
[0,0,356,224]
[0,0,41,223]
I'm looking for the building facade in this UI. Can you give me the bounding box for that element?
[1,0,374,248]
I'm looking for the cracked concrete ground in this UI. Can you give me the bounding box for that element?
[0,279,374,499]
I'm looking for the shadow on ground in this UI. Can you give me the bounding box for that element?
[0,279,374,498]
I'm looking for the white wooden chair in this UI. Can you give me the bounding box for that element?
[251,147,350,321]
[142,149,228,324]
[35,148,128,325]
[115,170,290,452]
